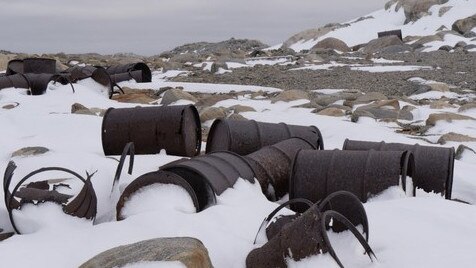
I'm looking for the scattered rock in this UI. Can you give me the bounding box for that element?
[79,237,213,268]
[452,15,476,35]
[426,112,475,126]
[228,113,247,121]
[199,107,227,122]
[428,82,450,92]
[363,36,404,54]
[353,92,388,105]
[227,105,256,113]
[438,6,452,17]
[0,231,14,242]
[437,132,476,144]
[438,45,453,52]
[458,103,476,112]
[455,145,476,160]
[394,0,450,23]
[161,88,198,105]
[454,41,467,49]
[195,94,234,107]
[271,90,309,103]
[210,62,228,73]
[401,105,417,113]
[315,107,345,117]
[311,37,350,53]
[379,44,414,53]
[2,102,19,110]
[112,93,156,104]
[359,99,401,110]
[12,147,50,158]
[353,107,413,121]
[429,100,455,109]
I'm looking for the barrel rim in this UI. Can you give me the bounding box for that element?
[101,107,115,155]
[182,104,202,156]
[205,118,231,154]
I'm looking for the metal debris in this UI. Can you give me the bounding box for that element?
[102,105,201,157]
[3,161,97,234]
[112,142,135,190]
[116,170,200,220]
[247,192,375,268]
[205,119,324,155]
[290,149,415,209]
[343,139,454,199]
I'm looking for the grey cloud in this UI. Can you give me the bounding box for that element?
[0,0,387,55]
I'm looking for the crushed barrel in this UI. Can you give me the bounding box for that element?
[244,137,317,200]
[289,149,414,212]
[161,151,255,211]
[106,62,152,83]
[6,58,57,75]
[101,105,201,157]
[0,73,69,95]
[343,139,454,199]
[116,170,200,220]
[64,65,114,97]
[206,119,324,155]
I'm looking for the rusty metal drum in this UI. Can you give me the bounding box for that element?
[101,105,201,157]
[206,119,324,155]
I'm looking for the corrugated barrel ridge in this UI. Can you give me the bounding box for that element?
[343,139,454,199]
[206,119,324,155]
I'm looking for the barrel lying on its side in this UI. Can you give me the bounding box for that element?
[106,62,152,83]
[0,73,69,95]
[101,105,202,157]
[289,149,414,212]
[245,137,317,200]
[116,170,200,220]
[6,58,57,75]
[64,65,113,97]
[343,139,455,199]
[206,119,324,155]
[161,151,255,211]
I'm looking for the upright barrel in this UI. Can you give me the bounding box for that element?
[101,105,201,157]
[343,139,454,199]
[206,119,324,155]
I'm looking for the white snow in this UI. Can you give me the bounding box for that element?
[287,0,476,52]
[351,65,433,72]
[0,70,475,267]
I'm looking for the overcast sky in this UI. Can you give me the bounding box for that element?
[0,0,386,56]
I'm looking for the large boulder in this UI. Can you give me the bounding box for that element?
[362,36,404,54]
[79,237,213,268]
[438,132,476,144]
[161,88,198,105]
[311,37,350,53]
[199,107,227,122]
[452,15,476,35]
[282,23,349,50]
[271,90,309,103]
[388,0,450,23]
[426,112,475,126]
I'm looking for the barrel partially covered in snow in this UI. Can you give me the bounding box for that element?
[101,105,201,157]
[343,139,454,199]
[106,62,152,83]
[161,151,255,211]
[289,149,414,212]
[206,119,324,155]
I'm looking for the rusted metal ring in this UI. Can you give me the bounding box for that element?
[321,210,377,268]
[112,142,135,189]
[5,162,97,234]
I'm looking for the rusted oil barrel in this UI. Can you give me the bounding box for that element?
[0,74,30,91]
[6,59,24,75]
[23,58,57,74]
[64,66,113,97]
[289,149,414,212]
[0,73,68,95]
[343,139,454,199]
[245,137,317,200]
[106,62,152,83]
[6,58,56,75]
[161,151,255,211]
[116,170,200,220]
[206,119,324,155]
[102,105,201,157]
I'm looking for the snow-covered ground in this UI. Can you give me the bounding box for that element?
[284,0,476,52]
[0,71,476,267]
